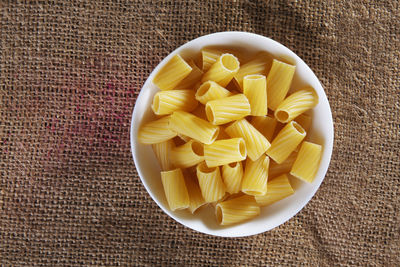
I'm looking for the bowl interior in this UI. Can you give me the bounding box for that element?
[130,32,333,237]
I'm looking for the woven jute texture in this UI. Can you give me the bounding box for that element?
[1,1,399,266]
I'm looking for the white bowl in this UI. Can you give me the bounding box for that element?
[130,32,334,237]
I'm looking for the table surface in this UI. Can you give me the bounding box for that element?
[1,1,399,266]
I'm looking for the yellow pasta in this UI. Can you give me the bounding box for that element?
[152,139,175,171]
[216,195,260,225]
[290,141,322,183]
[275,87,319,123]
[267,59,296,110]
[234,51,272,91]
[268,151,297,179]
[225,118,271,161]
[250,115,277,142]
[266,121,306,164]
[294,113,312,132]
[204,138,247,168]
[169,111,219,145]
[184,174,206,213]
[201,48,224,72]
[196,162,226,203]
[205,94,251,125]
[161,168,190,211]
[201,53,240,87]
[138,116,177,144]
[195,81,232,104]
[151,90,198,115]
[153,54,192,91]
[243,74,268,116]
[222,161,243,194]
[255,174,294,206]
[241,155,269,196]
[191,104,207,120]
[171,140,204,168]
[175,60,204,89]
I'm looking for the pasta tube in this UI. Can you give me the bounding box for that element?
[138,116,177,144]
[241,155,269,196]
[196,162,226,203]
[222,161,243,194]
[234,52,272,91]
[275,87,319,123]
[201,53,240,87]
[184,174,206,213]
[255,174,294,206]
[266,121,306,164]
[250,115,277,142]
[153,54,192,91]
[152,139,175,171]
[290,141,322,183]
[169,111,219,145]
[201,48,224,72]
[175,59,204,89]
[204,138,247,168]
[216,195,260,225]
[268,151,297,179]
[225,118,271,161]
[205,94,251,125]
[161,168,190,211]
[267,59,296,110]
[171,140,204,168]
[151,89,198,115]
[195,81,232,104]
[243,74,268,116]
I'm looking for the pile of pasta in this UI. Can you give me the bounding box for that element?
[138,47,322,226]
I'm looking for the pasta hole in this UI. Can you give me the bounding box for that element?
[216,205,223,224]
[292,121,305,135]
[152,94,160,113]
[197,82,211,97]
[221,54,239,72]
[228,162,238,168]
[205,104,215,123]
[191,141,204,156]
[198,162,216,173]
[276,110,289,122]
[239,139,246,158]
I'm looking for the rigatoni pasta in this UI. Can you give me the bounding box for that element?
[268,151,297,179]
[202,53,240,87]
[152,89,198,115]
[171,140,204,168]
[204,138,246,167]
[255,174,294,206]
[243,74,268,116]
[152,139,175,171]
[138,116,177,144]
[290,141,322,183]
[161,168,190,211]
[196,162,226,203]
[153,54,192,91]
[169,111,219,145]
[221,161,243,194]
[184,174,207,213]
[225,118,271,161]
[216,195,260,225]
[205,94,251,125]
[195,81,232,104]
[266,59,296,110]
[266,121,306,164]
[275,86,319,123]
[175,60,204,89]
[294,113,312,132]
[241,155,269,196]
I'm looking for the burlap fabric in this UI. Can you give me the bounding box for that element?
[1,1,399,266]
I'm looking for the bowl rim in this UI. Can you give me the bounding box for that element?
[130,31,334,237]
